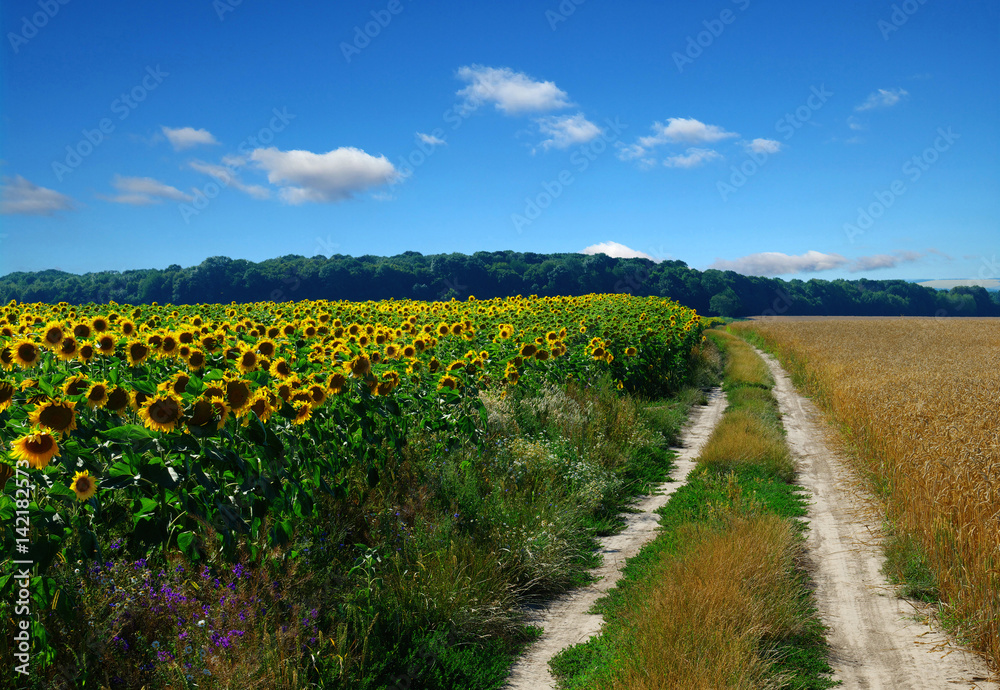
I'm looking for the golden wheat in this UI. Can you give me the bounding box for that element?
[733,317,1000,670]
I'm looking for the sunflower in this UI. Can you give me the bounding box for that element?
[41,321,66,348]
[307,384,327,408]
[12,339,41,368]
[72,322,92,340]
[536,349,550,362]
[428,358,441,374]
[0,347,13,371]
[77,343,96,363]
[255,338,277,358]
[401,344,417,359]
[126,340,150,367]
[236,348,259,374]
[119,320,136,337]
[186,349,206,371]
[159,334,179,357]
[224,377,253,414]
[10,429,60,468]
[139,394,184,433]
[519,343,537,358]
[625,346,637,357]
[95,334,116,356]
[85,382,110,409]
[187,397,230,431]
[159,372,191,397]
[437,375,459,390]
[344,353,372,379]
[56,336,79,361]
[70,470,98,501]
[62,375,90,397]
[91,316,109,333]
[244,393,272,424]
[0,380,15,413]
[105,386,130,415]
[292,401,313,425]
[327,372,348,395]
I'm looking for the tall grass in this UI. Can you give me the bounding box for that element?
[733,318,1000,671]
[552,329,835,690]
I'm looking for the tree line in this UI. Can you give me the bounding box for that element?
[1,251,997,317]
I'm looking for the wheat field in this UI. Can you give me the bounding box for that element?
[733,318,1000,671]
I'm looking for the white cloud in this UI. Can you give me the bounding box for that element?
[581,241,657,262]
[619,118,738,166]
[855,87,909,111]
[188,160,271,200]
[663,147,722,168]
[101,175,193,205]
[709,250,849,276]
[456,65,571,115]
[416,132,447,146]
[0,175,75,215]
[848,250,924,272]
[745,138,782,154]
[535,113,601,151]
[250,146,398,204]
[641,118,738,146]
[847,116,866,131]
[710,249,930,276]
[162,126,220,151]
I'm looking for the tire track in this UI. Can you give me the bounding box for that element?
[759,348,997,690]
[503,388,728,690]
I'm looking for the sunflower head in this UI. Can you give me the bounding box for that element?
[106,386,130,415]
[42,321,65,348]
[327,372,348,395]
[187,397,230,431]
[71,470,98,502]
[11,428,60,469]
[224,377,253,414]
[126,340,150,367]
[139,394,184,433]
[0,380,15,413]
[12,339,41,368]
[85,382,110,409]
[344,353,372,379]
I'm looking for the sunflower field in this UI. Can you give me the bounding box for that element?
[0,293,703,686]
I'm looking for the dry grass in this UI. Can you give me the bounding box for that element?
[698,409,794,482]
[598,512,802,690]
[710,330,774,390]
[734,318,1000,670]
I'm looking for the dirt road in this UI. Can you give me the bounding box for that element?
[503,388,728,690]
[760,349,997,690]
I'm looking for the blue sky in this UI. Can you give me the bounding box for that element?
[1,0,997,283]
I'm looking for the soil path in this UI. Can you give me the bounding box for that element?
[760,348,997,690]
[503,388,728,690]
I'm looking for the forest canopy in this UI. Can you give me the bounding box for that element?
[1,251,997,317]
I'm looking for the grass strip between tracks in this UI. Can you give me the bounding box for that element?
[550,329,837,690]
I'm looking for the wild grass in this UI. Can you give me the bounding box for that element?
[733,318,1000,672]
[551,328,835,690]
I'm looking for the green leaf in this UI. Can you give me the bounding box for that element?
[101,425,156,442]
[177,531,199,560]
